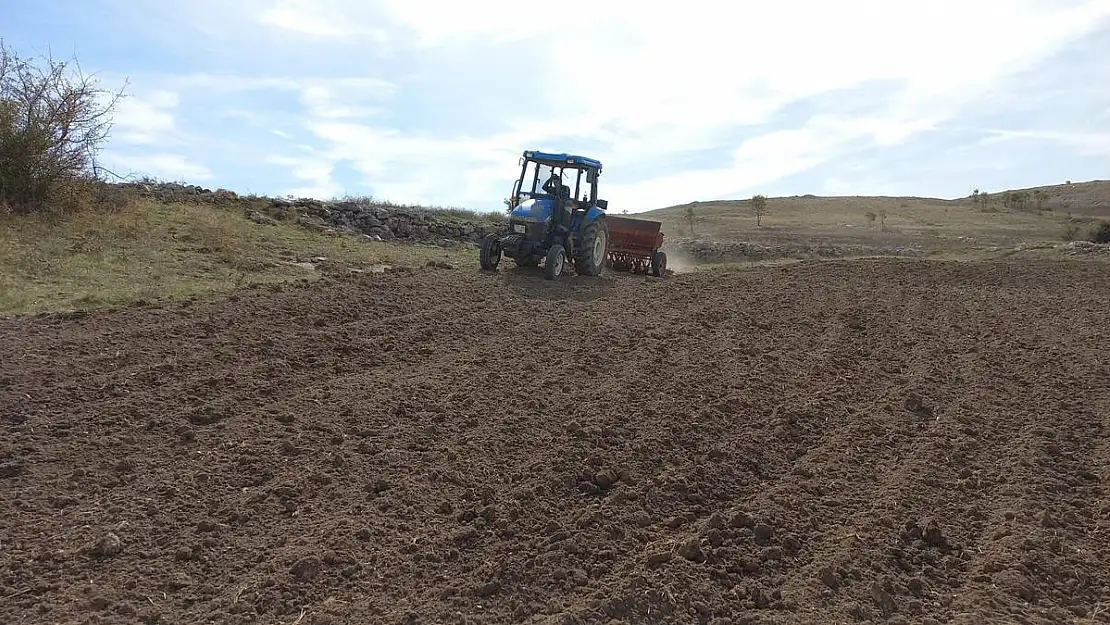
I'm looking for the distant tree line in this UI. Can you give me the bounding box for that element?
[971,187,1051,211]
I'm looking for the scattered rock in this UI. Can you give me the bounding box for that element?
[248,211,277,226]
[85,532,123,558]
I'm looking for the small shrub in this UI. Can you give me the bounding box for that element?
[1089,220,1110,244]
[1062,221,1081,242]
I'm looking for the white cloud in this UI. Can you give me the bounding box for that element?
[238,0,1110,209]
[112,90,181,145]
[265,151,340,198]
[256,0,390,41]
[90,0,1110,208]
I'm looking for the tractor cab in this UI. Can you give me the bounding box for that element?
[480,150,610,279]
[508,151,608,216]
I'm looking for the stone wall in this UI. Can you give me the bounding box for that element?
[117,181,504,246]
[275,197,502,245]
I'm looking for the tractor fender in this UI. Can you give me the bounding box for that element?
[571,205,606,231]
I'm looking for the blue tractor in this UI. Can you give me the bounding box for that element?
[479,150,610,280]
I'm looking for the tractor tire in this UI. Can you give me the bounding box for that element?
[479,234,501,270]
[651,250,667,277]
[544,244,566,280]
[573,218,608,276]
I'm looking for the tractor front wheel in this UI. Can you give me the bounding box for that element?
[574,218,608,276]
[544,244,566,280]
[651,250,667,277]
[479,234,501,270]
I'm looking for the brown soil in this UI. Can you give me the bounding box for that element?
[2,258,1109,625]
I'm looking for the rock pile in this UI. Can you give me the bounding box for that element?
[1056,240,1110,255]
[116,181,240,204]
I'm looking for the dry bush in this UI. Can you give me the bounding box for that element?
[0,40,127,215]
[1089,221,1110,244]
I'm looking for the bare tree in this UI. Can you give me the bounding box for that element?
[0,40,128,214]
[751,194,767,227]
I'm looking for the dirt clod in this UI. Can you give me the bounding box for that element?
[752,524,775,544]
[646,551,674,568]
[730,511,755,529]
[1,459,26,478]
[819,566,839,589]
[290,556,322,582]
[678,538,705,563]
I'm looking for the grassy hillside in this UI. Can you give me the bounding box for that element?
[642,180,1110,253]
[0,198,471,315]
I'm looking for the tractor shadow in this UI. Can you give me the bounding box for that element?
[483,265,618,302]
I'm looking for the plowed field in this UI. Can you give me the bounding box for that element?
[2,258,1109,625]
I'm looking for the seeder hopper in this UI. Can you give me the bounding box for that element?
[605,215,668,277]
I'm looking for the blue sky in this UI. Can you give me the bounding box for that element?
[4,0,1110,212]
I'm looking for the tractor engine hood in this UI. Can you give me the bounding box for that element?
[510,197,554,222]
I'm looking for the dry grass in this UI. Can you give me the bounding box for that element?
[644,186,1110,253]
[0,198,472,315]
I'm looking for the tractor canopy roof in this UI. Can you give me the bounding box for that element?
[523,150,602,171]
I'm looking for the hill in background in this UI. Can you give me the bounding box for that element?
[642,180,1110,261]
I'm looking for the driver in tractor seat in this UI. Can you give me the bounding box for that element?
[541,171,574,226]
[541,171,566,196]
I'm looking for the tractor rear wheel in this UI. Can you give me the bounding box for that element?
[479,234,501,270]
[573,218,608,276]
[651,250,667,277]
[544,244,566,280]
